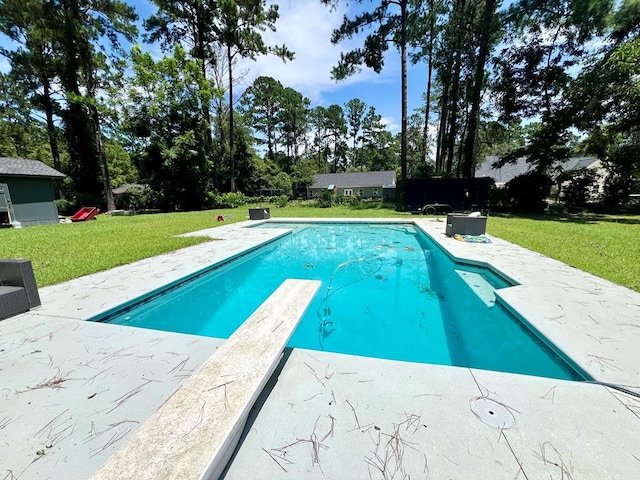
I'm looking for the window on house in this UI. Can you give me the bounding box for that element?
[373,188,379,196]
[344,189,353,196]
[359,189,364,197]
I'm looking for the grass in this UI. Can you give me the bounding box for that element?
[0,203,407,287]
[1,203,638,292]
[487,214,640,292]
[0,211,227,286]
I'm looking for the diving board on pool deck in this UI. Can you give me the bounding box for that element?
[90,278,321,480]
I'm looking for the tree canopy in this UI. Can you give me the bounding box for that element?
[0,0,638,211]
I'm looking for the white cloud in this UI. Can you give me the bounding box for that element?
[237,0,397,105]
[380,116,400,134]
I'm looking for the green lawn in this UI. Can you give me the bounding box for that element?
[0,203,407,287]
[1,204,638,292]
[487,214,640,292]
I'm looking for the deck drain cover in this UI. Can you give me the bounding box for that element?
[470,397,514,429]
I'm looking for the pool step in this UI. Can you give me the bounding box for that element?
[455,270,496,308]
[90,278,321,480]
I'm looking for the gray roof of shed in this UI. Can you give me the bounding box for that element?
[310,171,396,189]
[0,157,65,178]
[476,156,599,184]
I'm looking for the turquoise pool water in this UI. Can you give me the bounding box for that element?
[96,222,585,381]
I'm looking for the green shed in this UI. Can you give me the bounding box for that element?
[0,157,65,227]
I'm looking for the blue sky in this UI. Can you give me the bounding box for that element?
[235,0,429,133]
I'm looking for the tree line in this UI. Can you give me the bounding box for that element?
[0,0,638,211]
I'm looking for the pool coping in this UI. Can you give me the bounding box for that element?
[90,279,321,480]
[1,217,639,479]
[241,217,640,385]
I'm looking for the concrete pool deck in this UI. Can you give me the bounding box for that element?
[1,217,639,479]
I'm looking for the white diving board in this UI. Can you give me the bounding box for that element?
[91,278,321,480]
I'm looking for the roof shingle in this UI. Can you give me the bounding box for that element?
[311,171,396,189]
[0,157,65,178]
[476,156,599,184]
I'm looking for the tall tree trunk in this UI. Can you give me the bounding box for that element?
[445,64,460,173]
[60,0,100,202]
[436,35,456,172]
[352,133,358,170]
[267,111,274,160]
[214,97,226,189]
[227,45,235,192]
[421,0,435,165]
[89,103,115,211]
[192,2,217,190]
[41,79,63,199]
[445,0,466,175]
[456,107,469,177]
[41,81,60,173]
[436,80,450,172]
[445,66,460,174]
[461,0,497,178]
[332,134,338,173]
[400,0,408,181]
[85,62,115,211]
[358,132,365,171]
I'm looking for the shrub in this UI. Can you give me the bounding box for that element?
[557,168,599,212]
[55,198,76,216]
[602,161,635,210]
[487,183,510,211]
[272,172,293,197]
[601,143,639,209]
[207,191,248,208]
[336,195,360,206]
[603,169,634,209]
[317,190,334,208]
[547,202,568,215]
[114,190,147,211]
[411,162,438,178]
[275,195,289,208]
[506,171,553,213]
[243,195,290,206]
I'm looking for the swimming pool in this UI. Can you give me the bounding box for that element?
[95,222,585,381]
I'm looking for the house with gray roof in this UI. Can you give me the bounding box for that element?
[307,170,396,202]
[0,157,65,227]
[476,156,604,187]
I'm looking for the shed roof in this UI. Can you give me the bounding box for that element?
[311,171,396,189]
[0,157,65,179]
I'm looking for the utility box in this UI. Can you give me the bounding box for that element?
[249,208,270,220]
[446,214,487,236]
